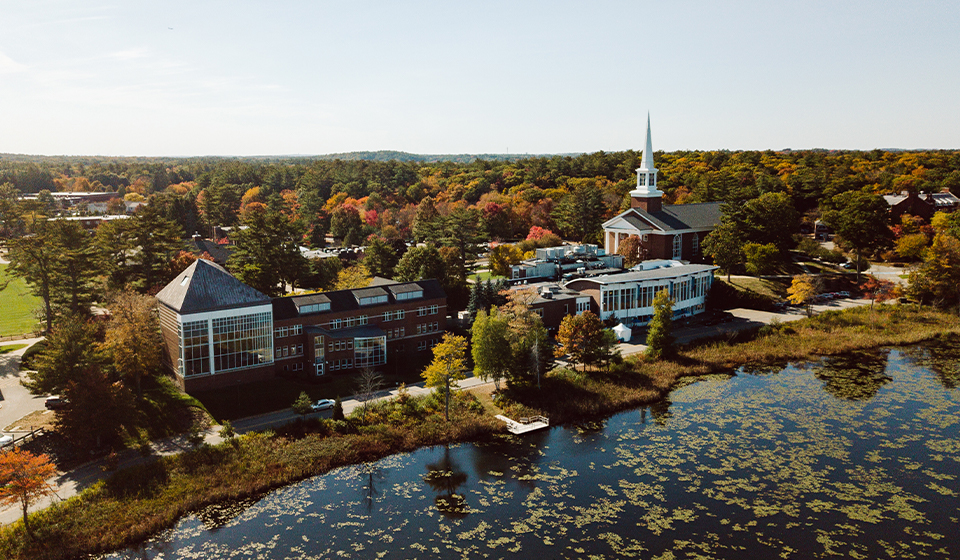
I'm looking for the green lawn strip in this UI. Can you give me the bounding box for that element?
[0,343,27,355]
[0,264,43,337]
[470,271,505,283]
[2,305,957,560]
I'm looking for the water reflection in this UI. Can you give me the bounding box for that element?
[901,339,960,389]
[811,351,891,400]
[423,445,469,518]
[195,497,259,531]
[102,345,960,560]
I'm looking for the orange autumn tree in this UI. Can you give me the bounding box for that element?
[0,448,56,538]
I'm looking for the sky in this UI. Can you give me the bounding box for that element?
[1,1,959,156]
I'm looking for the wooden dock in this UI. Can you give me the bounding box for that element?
[496,414,550,435]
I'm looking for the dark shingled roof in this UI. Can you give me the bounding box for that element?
[636,202,722,231]
[156,259,271,314]
[273,279,446,321]
[608,201,722,233]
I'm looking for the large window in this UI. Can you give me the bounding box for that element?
[355,336,386,368]
[673,235,682,260]
[182,319,210,377]
[210,311,273,373]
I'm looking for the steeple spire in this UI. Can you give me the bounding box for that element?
[639,112,655,171]
[629,112,662,212]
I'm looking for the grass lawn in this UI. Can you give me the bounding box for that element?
[0,343,28,355]
[470,271,506,283]
[724,276,788,299]
[0,263,43,336]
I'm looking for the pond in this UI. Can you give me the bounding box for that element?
[103,344,960,559]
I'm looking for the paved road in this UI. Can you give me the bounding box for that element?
[0,338,47,432]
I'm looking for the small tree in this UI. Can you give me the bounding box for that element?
[743,242,778,277]
[556,311,605,371]
[616,235,646,268]
[292,391,313,415]
[645,289,674,360]
[356,367,385,420]
[101,290,162,399]
[421,333,468,421]
[787,274,822,317]
[861,275,901,308]
[471,308,512,391]
[332,396,345,421]
[0,448,57,539]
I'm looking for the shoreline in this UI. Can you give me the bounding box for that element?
[1,305,958,560]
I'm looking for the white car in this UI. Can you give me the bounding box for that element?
[310,399,336,412]
[0,434,13,446]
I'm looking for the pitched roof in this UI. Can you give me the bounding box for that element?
[604,202,722,233]
[156,259,271,315]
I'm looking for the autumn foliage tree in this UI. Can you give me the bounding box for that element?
[787,275,823,317]
[0,448,56,538]
[861,275,901,308]
[421,333,468,420]
[645,289,675,360]
[556,310,606,371]
[102,291,163,398]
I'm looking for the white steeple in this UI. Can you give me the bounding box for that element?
[629,113,662,202]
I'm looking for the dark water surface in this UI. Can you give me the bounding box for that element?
[104,346,960,559]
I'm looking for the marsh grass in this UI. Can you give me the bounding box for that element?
[1,305,957,560]
[0,393,501,560]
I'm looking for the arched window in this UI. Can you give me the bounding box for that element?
[673,234,682,260]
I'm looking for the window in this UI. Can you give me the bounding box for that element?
[298,302,330,314]
[283,346,289,357]
[359,315,368,326]
[359,294,388,306]
[209,311,273,374]
[293,325,303,336]
[383,310,405,321]
[330,318,342,330]
[395,290,423,301]
[417,306,428,317]
[649,173,656,187]
[691,234,699,256]
[297,344,303,355]
[638,174,646,187]
[577,299,590,314]
[673,234,682,260]
[314,336,324,364]
[355,336,387,368]
[534,308,543,317]
[430,305,439,315]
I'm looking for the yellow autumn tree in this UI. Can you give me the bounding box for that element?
[787,275,822,317]
[102,290,163,398]
[421,333,468,420]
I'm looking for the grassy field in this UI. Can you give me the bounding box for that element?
[0,343,27,355]
[0,264,43,336]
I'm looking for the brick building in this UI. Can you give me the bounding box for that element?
[157,259,446,392]
[602,115,721,262]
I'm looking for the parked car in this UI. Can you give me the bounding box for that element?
[44,396,68,409]
[0,434,13,446]
[841,262,855,269]
[311,399,336,412]
[838,291,851,298]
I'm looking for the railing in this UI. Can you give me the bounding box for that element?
[518,416,549,426]
[0,427,46,449]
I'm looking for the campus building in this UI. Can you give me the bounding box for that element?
[157,259,446,392]
[517,260,717,331]
[602,115,721,262]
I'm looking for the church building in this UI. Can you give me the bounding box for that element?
[602,116,722,262]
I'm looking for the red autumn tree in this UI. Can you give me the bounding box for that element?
[0,448,57,538]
